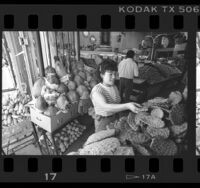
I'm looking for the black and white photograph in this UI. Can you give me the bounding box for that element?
[2,31,188,156]
[196,32,200,156]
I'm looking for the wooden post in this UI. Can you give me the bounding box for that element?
[4,32,29,93]
[74,31,80,61]
[39,32,49,68]
[35,32,45,77]
[18,31,34,94]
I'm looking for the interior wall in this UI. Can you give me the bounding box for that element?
[79,32,146,52]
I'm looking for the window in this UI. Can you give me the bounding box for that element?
[2,36,17,92]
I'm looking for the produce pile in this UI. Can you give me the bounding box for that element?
[152,63,182,78]
[139,63,181,85]
[32,57,97,115]
[39,120,86,155]
[67,129,134,155]
[2,90,32,128]
[139,64,166,84]
[196,92,200,155]
[68,90,188,156]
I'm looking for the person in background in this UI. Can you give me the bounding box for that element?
[118,50,139,103]
[90,59,143,132]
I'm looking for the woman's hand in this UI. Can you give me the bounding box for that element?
[127,102,144,113]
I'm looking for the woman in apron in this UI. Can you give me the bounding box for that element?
[90,59,143,132]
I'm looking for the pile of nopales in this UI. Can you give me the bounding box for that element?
[2,91,31,128]
[139,63,181,85]
[68,90,187,156]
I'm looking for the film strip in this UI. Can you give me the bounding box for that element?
[0,4,199,183]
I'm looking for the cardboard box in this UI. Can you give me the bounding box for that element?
[30,102,79,133]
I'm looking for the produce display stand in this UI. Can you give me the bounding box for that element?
[29,102,84,155]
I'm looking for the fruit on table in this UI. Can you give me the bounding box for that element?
[67,90,79,103]
[54,120,86,154]
[46,74,60,85]
[67,81,76,90]
[78,71,86,80]
[74,75,84,86]
[57,83,68,95]
[150,108,164,119]
[56,94,69,110]
[43,91,60,105]
[80,91,90,100]
[35,96,48,111]
[32,77,46,98]
[76,85,88,97]
[168,91,183,106]
[44,106,59,116]
[2,91,32,128]
[86,73,93,82]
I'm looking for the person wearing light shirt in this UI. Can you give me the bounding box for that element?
[90,59,143,132]
[118,50,139,102]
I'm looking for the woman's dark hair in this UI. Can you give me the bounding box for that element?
[126,50,135,59]
[99,59,118,74]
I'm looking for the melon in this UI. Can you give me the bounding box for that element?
[86,73,93,82]
[56,95,69,110]
[67,81,76,90]
[76,85,88,97]
[45,66,56,77]
[151,108,164,119]
[44,106,59,116]
[46,75,60,85]
[74,75,84,86]
[35,96,48,111]
[57,83,68,95]
[168,91,182,105]
[78,71,86,80]
[32,77,46,98]
[80,91,90,99]
[67,90,79,103]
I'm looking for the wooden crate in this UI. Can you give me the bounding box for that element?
[30,102,79,133]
